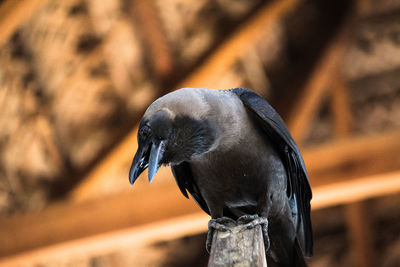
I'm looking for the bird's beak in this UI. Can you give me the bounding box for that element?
[129,142,150,185]
[148,140,166,183]
[129,140,166,185]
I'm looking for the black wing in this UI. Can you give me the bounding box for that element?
[231,88,313,257]
[171,161,210,215]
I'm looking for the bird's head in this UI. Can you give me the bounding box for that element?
[129,107,217,185]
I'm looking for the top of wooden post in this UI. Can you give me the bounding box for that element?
[208,218,267,267]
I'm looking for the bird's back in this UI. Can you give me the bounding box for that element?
[188,89,289,219]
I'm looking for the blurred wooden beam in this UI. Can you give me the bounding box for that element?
[0,182,206,258]
[69,0,301,203]
[345,201,375,267]
[1,131,400,265]
[286,20,350,143]
[129,0,174,81]
[310,132,395,267]
[0,0,44,46]
[0,211,209,267]
[329,69,375,267]
[69,124,139,202]
[178,0,299,88]
[331,75,353,137]
[312,168,400,209]
[305,130,400,186]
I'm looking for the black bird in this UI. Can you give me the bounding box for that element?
[129,88,313,266]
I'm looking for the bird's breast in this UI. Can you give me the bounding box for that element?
[190,134,286,208]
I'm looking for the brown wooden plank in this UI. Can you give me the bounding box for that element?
[0,212,209,267]
[305,130,400,186]
[0,182,204,258]
[311,170,400,210]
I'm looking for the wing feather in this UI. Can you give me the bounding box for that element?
[231,88,313,256]
[171,161,210,215]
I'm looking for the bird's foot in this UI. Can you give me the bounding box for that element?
[261,220,270,251]
[237,214,261,228]
[206,217,236,253]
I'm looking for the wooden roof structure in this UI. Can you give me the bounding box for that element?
[0,0,400,266]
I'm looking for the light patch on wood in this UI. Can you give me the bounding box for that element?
[209,224,267,267]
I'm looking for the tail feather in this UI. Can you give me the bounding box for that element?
[294,237,309,267]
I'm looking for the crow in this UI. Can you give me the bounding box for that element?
[129,88,313,266]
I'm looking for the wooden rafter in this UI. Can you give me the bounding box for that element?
[0,212,209,267]
[286,20,351,143]
[0,182,204,258]
[331,75,353,137]
[129,0,174,81]
[177,0,299,88]
[312,167,400,209]
[329,59,375,267]
[1,131,400,265]
[0,1,396,266]
[305,130,400,185]
[345,201,375,267]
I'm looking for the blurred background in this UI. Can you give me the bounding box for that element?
[0,0,400,266]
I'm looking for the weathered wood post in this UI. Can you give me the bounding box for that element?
[208,216,268,267]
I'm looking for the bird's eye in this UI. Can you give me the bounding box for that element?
[140,125,151,137]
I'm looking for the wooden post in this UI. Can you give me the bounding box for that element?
[208,218,267,267]
[345,201,375,267]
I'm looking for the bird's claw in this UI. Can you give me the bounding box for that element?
[206,217,235,252]
[209,217,236,231]
[262,221,270,251]
[206,230,213,253]
[237,214,261,228]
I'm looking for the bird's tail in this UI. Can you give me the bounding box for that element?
[294,237,309,267]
